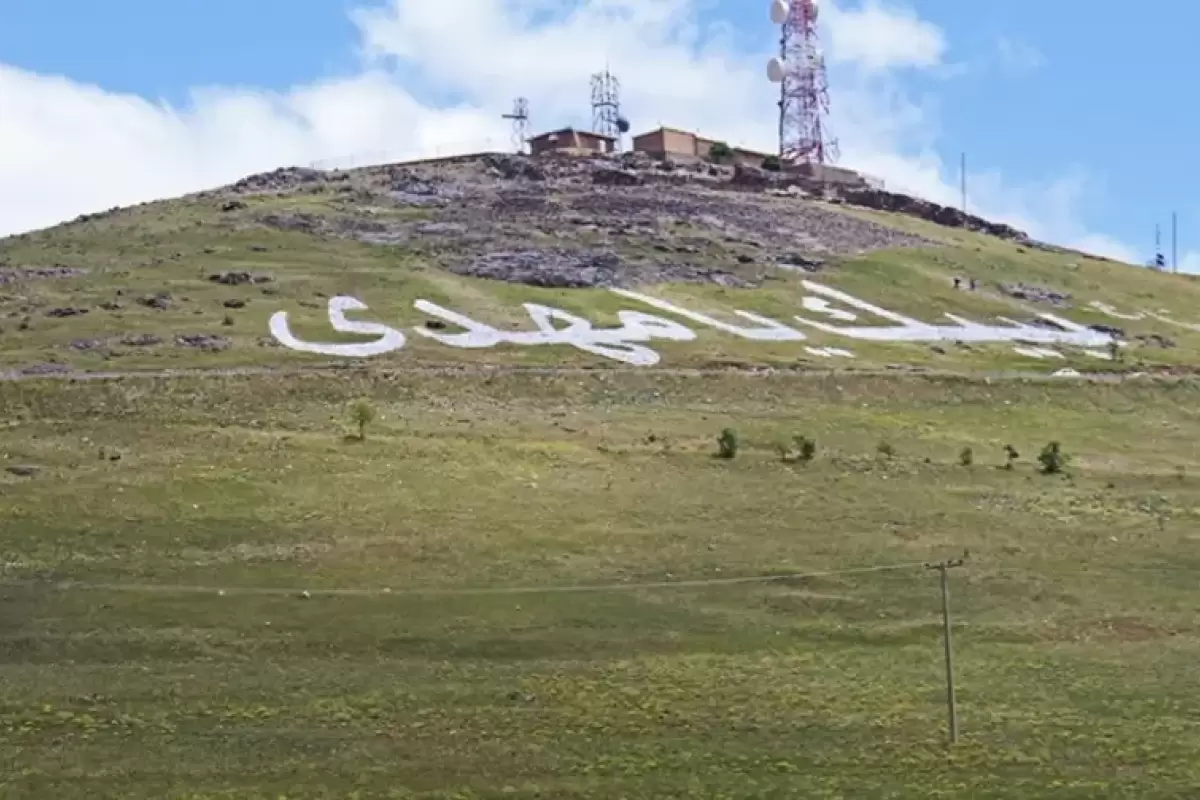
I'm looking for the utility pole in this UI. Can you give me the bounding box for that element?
[1172,211,1178,272]
[960,152,967,219]
[927,555,966,744]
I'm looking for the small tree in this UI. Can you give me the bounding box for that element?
[349,398,376,441]
[1037,441,1067,475]
[795,435,816,464]
[1108,335,1121,362]
[876,440,895,459]
[761,155,782,172]
[959,446,974,467]
[1003,444,1019,470]
[717,428,739,459]
[708,141,733,163]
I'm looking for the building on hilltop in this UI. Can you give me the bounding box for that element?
[630,126,772,167]
[631,125,874,189]
[790,161,873,189]
[528,127,617,157]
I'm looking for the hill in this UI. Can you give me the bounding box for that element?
[2,153,1200,798]
[1,151,1197,377]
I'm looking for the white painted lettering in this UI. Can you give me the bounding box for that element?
[268,296,406,357]
[610,288,807,341]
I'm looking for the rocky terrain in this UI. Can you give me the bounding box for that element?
[209,152,949,289]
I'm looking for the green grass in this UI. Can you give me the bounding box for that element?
[4,161,1200,796]
[4,370,1200,797]
[2,181,1200,375]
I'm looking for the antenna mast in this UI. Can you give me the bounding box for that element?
[767,0,838,165]
[501,97,530,154]
[590,69,627,151]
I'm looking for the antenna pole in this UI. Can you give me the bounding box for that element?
[960,152,967,218]
[1173,211,1178,272]
[501,97,530,155]
[590,69,622,152]
[772,0,838,166]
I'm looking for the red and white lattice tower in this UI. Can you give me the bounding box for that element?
[767,0,838,165]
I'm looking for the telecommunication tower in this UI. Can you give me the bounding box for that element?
[590,69,630,150]
[767,0,839,165]
[501,97,530,154]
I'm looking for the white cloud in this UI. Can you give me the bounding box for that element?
[0,0,1135,266]
[823,0,947,72]
[995,35,1046,72]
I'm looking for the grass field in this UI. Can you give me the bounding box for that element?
[4,369,1200,798]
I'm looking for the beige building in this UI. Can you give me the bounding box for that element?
[528,127,616,156]
[631,126,774,166]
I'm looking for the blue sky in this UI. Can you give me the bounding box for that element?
[0,0,1194,267]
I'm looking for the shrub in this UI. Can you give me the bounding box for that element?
[1003,444,1019,470]
[708,141,733,163]
[717,428,739,459]
[761,155,782,171]
[959,446,973,467]
[795,435,816,464]
[1037,441,1067,475]
[349,398,376,441]
[876,440,895,459]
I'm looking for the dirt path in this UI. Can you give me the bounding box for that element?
[0,361,1154,384]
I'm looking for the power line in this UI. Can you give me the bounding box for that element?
[4,560,934,599]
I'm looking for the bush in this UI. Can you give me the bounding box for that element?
[876,440,895,459]
[349,398,376,440]
[959,447,973,467]
[761,155,781,171]
[717,428,739,459]
[1003,444,1019,470]
[708,141,733,163]
[1037,441,1068,475]
[795,435,816,464]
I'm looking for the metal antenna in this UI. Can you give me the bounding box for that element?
[590,68,623,151]
[768,0,839,165]
[501,98,530,154]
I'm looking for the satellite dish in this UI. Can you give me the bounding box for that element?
[769,0,789,24]
[616,117,631,133]
[767,57,786,83]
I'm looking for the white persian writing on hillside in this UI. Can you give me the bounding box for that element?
[269,279,1125,367]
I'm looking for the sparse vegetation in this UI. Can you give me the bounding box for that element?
[708,141,733,163]
[348,397,376,440]
[876,440,895,459]
[1038,440,1068,474]
[959,446,974,467]
[6,151,1200,797]
[1004,444,1020,470]
[795,435,816,464]
[717,427,739,459]
[1,368,1200,797]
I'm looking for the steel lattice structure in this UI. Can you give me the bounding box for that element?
[775,0,838,165]
[501,97,530,154]
[590,69,622,143]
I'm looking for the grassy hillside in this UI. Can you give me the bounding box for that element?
[3,371,1200,797]
[0,154,1197,376]
[3,156,1200,797]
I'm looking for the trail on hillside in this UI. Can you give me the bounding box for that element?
[0,361,1146,384]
